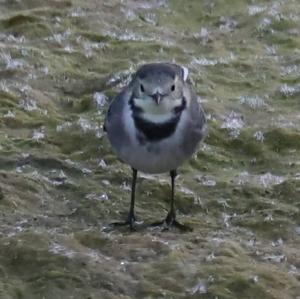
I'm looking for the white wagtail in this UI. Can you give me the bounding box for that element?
[104,63,207,231]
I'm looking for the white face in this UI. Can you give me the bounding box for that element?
[133,95,183,114]
[133,96,183,123]
[132,75,184,117]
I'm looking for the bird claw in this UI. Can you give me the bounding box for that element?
[171,219,193,232]
[150,217,193,232]
[110,212,138,231]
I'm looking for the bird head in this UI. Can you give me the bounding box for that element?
[130,63,189,115]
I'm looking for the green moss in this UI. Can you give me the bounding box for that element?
[226,276,270,298]
[206,125,265,157]
[0,0,299,298]
[0,14,52,38]
[0,14,40,28]
[265,128,300,152]
[272,180,300,204]
[79,31,111,43]
[271,18,297,32]
[74,230,110,250]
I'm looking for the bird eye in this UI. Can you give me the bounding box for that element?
[171,84,175,92]
[140,84,145,92]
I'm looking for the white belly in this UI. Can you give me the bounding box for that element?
[120,138,187,173]
[116,110,196,173]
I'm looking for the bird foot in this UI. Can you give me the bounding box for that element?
[151,213,193,232]
[110,212,138,231]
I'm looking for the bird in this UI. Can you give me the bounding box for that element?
[104,63,207,231]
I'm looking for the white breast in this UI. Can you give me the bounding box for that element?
[133,97,183,115]
[119,107,192,173]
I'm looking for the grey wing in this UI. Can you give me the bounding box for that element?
[180,89,207,157]
[104,88,131,149]
[104,89,125,131]
[189,90,207,140]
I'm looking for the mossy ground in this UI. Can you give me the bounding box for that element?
[0,0,299,298]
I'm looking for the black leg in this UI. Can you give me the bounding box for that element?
[111,168,138,230]
[127,168,137,229]
[165,169,177,223]
[151,169,193,232]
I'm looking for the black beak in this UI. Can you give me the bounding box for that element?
[151,92,162,105]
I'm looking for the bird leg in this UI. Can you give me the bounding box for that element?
[151,169,193,232]
[111,168,138,230]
